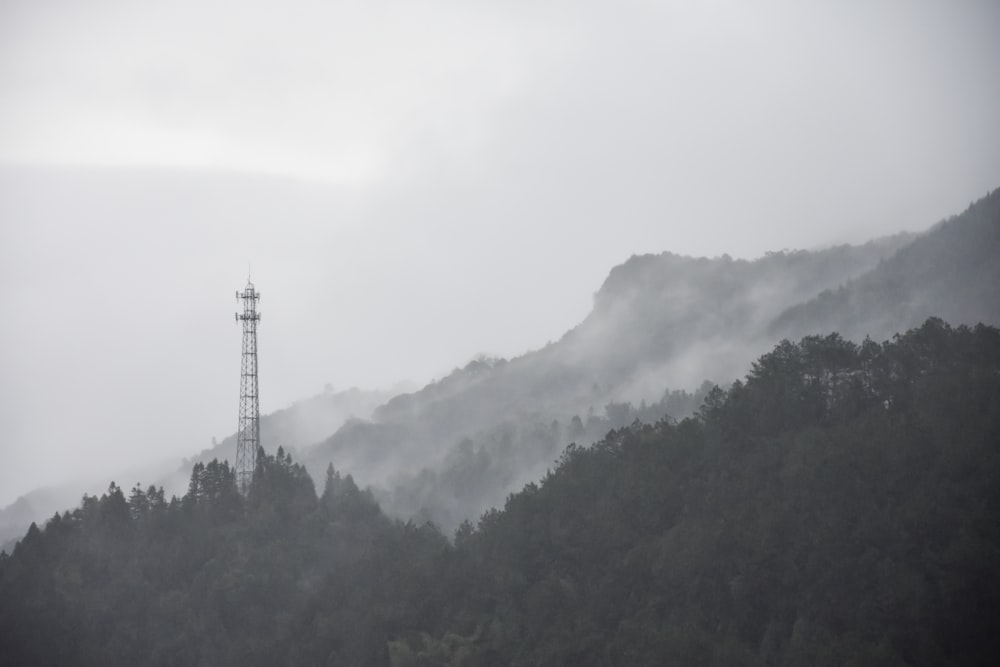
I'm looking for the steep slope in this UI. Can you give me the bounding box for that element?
[424,319,1000,666]
[771,188,1000,341]
[4,320,998,666]
[184,386,395,469]
[555,234,914,394]
[303,236,913,530]
[304,189,999,533]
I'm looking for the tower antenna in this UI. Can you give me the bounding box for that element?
[234,277,262,494]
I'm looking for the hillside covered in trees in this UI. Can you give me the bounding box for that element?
[771,188,1000,342]
[3,318,998,665]
[0,386,394,555]
[301,188,997,534]
[5,190,997,547]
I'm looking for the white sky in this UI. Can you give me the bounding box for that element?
[1,0,999,505]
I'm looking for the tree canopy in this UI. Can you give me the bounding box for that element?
[1,318,998,665]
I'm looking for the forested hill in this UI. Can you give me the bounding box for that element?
[3,318,998,665]
[771,188,1000,342]
[303,189,997,534]
[301,235,912,529]
[7,190,994,548]
[0,386,392,555]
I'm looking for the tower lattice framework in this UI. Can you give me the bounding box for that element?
[235,279,261,494]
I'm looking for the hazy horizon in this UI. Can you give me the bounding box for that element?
[2,0,999,506]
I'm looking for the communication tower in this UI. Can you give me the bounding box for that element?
[235,278,262,494]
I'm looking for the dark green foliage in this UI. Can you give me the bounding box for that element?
[1,320,998,665]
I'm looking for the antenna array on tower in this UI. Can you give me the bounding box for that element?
[235,279,261,494]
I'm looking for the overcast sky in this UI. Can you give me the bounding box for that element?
[1,0,998,505]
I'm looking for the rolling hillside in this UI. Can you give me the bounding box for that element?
[302,189,997,532]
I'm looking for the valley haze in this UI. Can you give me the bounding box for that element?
[2,2,1000,663]
[1,0,999,516]
[2,186,998,545]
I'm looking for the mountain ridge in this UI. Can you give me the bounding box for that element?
[299,188,996,532]
[3,187,996,541]
[771,188,1000,341]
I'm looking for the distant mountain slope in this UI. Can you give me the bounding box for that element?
[303,234,916,531]
[5,320,998,665]
[0,386,391,553]
[771,188,1000,341]
[364,234,914,436]
[9,188,993,544]
[303,189,1000,533]
[0,493,67,556]
[185,386,395,469]
[556,233,915,394]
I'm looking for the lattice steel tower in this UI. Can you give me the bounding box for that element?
[235,278,262,494]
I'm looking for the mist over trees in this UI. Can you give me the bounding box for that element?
[1,187,997,664]
[0,385,393,553]
[771,189,1000,342]
[295,188,996,534]
[293,235,911,531]
[5,188,996,543]
[3,319,998,665]
[3,0,998,661]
